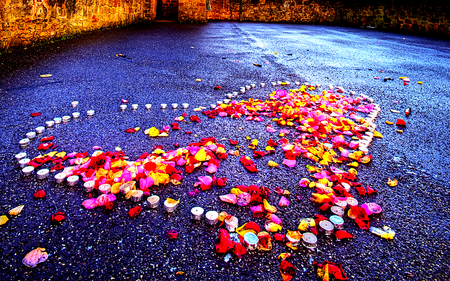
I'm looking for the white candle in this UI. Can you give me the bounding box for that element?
[19,138,30,147]
[36,168,49,179]
[191,207,204,220]
[71,101,79,107]
[205,211,218,225]
[182,103,189,109]
[26,132,36,139]
[15,152,27,161]
[132,104,139,110]
[67,175,79,186]
[120,104,127,110]
[172,103,178,109]
[22,166,34,176]
[54,173,66,184]
[260,83,265,88]
[147,195,160,208]
[45,120,54,128]
[19,158,30,168]
[72,112,80,118]
[160,103,167,109]
[145,104,152,109]
[87,110,95,116]
[84,181,95,193]
[224,216,238,232]
[35,126,45,134]
[131,190,144,202]
[62,116,70,123]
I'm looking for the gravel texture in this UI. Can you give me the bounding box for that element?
[0,22,449,280]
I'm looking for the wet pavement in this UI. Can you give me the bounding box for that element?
[0,22,449,280]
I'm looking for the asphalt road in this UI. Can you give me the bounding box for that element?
[0,22,449,280]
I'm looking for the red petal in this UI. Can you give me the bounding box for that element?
[40,136,54,142]
[232,243,247,259]
[334,230,354,239]
[367,186,378,195]
[167,230,179,240]
[396,119,406,126]
[128,206,143,218]
[229,139,238,145]
[34,190,46,198]
[274,233,285,242]
[125,128,137,133]
[51,212,66,223]
[216,177,227,187]
[30,112,42,117]
[279,260,296,281]
[355,185,366,195]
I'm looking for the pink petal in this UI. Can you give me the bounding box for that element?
[237,192,251,206]
[282,158,296,168]
[219,194,237,204]
[205,164,218,174]
[299,178,310,187]
[199,176,213,186]
[268,213,283,225]
[82,198,97,209]
[279,196,290,207]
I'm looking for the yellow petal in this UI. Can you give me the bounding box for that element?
[195,78,201,82]
[263,199,277,213]
[347,161,359,167]
[268,160,279,167]
[385,121,394,125]
[111,182,121,194]
[418,81,423,84]
[230,188,244,196]
[265,221,282,232]
[298,219,309,231]
[373,131,383,138]
[134,127,140,132]
[387,178,398,187]
[194,149,207,162]
[46,151,58,157]
[9,205,24,216]
[166,198,180,205]
[0,215,8,225]
[40,74,52,78]
[396,129,403,133]
[55,152,66,158]
[147,127,160,137]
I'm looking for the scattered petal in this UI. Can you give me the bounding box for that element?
[22,247,48,268]
[9,205,24,216]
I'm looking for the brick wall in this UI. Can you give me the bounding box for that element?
[0,0,157,51]
[178,0,207,23]
[206,0,450,36]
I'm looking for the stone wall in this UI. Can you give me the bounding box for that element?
[0,0,157,51]
[178,0,206,23]
[207,0,450,36]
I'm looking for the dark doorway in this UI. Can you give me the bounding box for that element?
[156,0,178,21]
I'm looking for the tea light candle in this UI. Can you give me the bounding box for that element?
[15,152,27,161]
[84,181,95,193]
[232,92,238,97]
[243,232,259,251]
[35,126,45,134]
[302,232,317,249]
[36,168,50,179]
[45,120,55,128]
[26,132,36,139]
[145,104,152,109]
[147,195,160,208]
[239,87,245,94]
[277,81,282,85]
[251,83,256,88]
[271,82,276,86]
[285,81,291,85]
[120,104,127,110]
[22,166,34,176]
[330,206,344,217]
[210,104,216,109]
[216,100,223,105]
[62,116,70,123]
[182,103,189,109]
[205,211,219,225]
[260,83,265,88]
[295,81,300,86]
[224,99,231,104]
[131,190,144,202]
[350,90,356,95]
[71,101,79,107]
[334,199,348,210]
[132,104,139,110]
[19,138,30,147]
[67,175,79,186]
[224,216,238,232]
[53,117,62,124]
[328,85,334,90]
[87,110,95,116]
[319,220,335,235]
[164,199,179,213]
[54,173,66,184]
[346,197,358,207]
[226,93,233,99]
[245,85,251,90]
[119,182,132,195]
[316,84,322,88]
[329,215,344,230]
[19,158,30,168]
[72,112,80,118]
[160,103,167,109]
[191,207,204,221]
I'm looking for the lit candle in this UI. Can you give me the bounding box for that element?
[260,83,265,88]
[71,101,79,107]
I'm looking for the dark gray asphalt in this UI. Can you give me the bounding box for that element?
[0,22,449,280]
